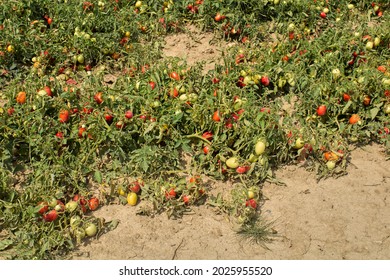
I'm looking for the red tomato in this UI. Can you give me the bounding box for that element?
[261,76,270,86]
[43,86,53,97]
[214,13,222,22]
[78,127,87,138]
[16,91,27,104]
[149,81,156,90]
[37,201,48,215]
[343,93,351,102]
[236,165,250,174]
[104,113,113,124]
[116,120,125,129]
[212,77,220,84]
[55,131,64,139]
[7,107,15,116]
[165,188,177,199]
[169,71,180,81]
[88,197,99,211]
[212,110,221,122]
[182,195,190,205]
[43,210,58,222]
[94,92,103,104]
[317,105,327,116]
[202,131,213,141]
[377,65,387,73]
[125,110,133,119]
[363,95,371,106]
[170,88,179,98]
[245,198,257,209]
[59,109,70,123]
[129,181,142,194]
[349,114,360,124]
[320,12,327,18]
[203,145,210,155]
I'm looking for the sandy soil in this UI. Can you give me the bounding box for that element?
[71,143,390,260]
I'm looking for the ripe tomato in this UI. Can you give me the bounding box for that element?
[343,93,351,102]
[129,181,142,194]
[212,110,221,122]
[149,81,156,90]
[88,197,99,211]
[94,92,103,104]
[43,86,53,97]
[16,91,26,104]
[59,109,70,123]
[165,188,177,199]
[320,12,327,19]
[236,165,250,174]
[125,110,133,119]
[104,113,114,124]
[363,95,371,106]
[203,145,210,155]
[212,77,220,84]
[245,198,257,209]
[377,65,387,73]
[317,105,327,116]
[170,88,179,98]
[43,210,58,222]
[76,125,85,137]
[324,151,339,161]
[169,71,180,81]
[349,114,360,124]
[214,13,222,22]
[182,195,190,205]
[202,131,213,141]
[37,201,48,215]
[116,120,125,129]
[261,76,270,86]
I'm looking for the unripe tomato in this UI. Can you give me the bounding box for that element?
[127,192,138,206]
[65,201,78,212]
[70,215,82,229]
[326,160,336,170]
[247,190,255,199]
[84,223,97,237]
[293,138,305,149]
[226,157,239,169]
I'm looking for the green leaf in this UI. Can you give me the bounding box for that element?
[94,170,103,184]
[370,108,379,120]
[342,100,352,114]
[0,239,13,251]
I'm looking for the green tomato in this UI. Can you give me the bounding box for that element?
[84,223,98,237]
[255,140,266,155]
[226,157,239,169]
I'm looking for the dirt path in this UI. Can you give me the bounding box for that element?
[72,143,390,260]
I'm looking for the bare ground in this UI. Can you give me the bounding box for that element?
[71,143,390,260]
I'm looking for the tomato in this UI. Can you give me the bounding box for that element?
[377,65,387,73]
[125,110,133,119]
[320,12,327,19]
[70,215,82,229]
[65,201,78,212]
[203,145,210,155]
[202,131,213,141]
[84,223,98,237]
[94,92,103,104]
[88,197,99,211]
[149,81,156,90]
[366,41,374,50]
[324,151,339,161]
[343,93,351,102]
[104,113,113,124]
[212,77,220,84]
[135,0,142,8]
[215,13,222,22]
[363,95,371,106]
[59,109,70,123]
[261,76,270,86]
[349,114,360,124]
[77,54,85,64]
[129,181,142,194]
[16,91,26,104]
[127,192,138,205]
[212,110,221,122]
[326,160,336,170]
[46,17,53,25]
[226,157,239,169]
[169,71,180,81]
[383,103,390,114]
[245,198,257,209]
[170,88,179,98]
[255,140,266,155]
[182,195,190,205]
[317,105,327,116]
[236,165,250,174]
[43,210,58,222]
[165,188,177,199]
[78,127,87,138]
[54,200,65,212]
[7,107,15,116]
[116,120,125,129]
[37,201,48,215]
[293,137,305,149]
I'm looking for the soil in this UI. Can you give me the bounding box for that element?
[71,142,390,260]
[70,26,390,261]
